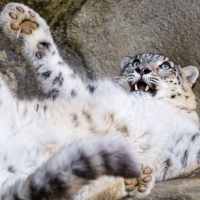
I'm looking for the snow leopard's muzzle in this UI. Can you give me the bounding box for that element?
[129,62,157,95]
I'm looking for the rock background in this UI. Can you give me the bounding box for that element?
[1,0,200,199]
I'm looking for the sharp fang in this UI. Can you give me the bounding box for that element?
[135,84,138,91]
[145,85,149,92]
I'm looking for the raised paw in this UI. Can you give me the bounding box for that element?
[0,3,49,42]
[0,2,56,66]
[124,167,155,199]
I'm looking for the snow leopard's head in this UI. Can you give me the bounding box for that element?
[120,53,199,111]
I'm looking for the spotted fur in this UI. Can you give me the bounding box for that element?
[0,3,200,200]
[2,135,140,200]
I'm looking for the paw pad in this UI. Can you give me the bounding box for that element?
[138,185,147,193]
[8,7,38,34]
[124,178,137,192]
[9,12,17,19]
[143,175,152,183]
[0,3,52,64]
[143,167,152,174]
[124,166,153,197]
[11,23,19,31]
[16,6,24,13]
[21,28,32,35]
[29,11,35,18]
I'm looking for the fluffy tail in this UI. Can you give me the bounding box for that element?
[2,135,140,200]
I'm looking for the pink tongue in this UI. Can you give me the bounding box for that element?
[138,82,147,91]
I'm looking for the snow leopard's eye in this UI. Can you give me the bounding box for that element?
[132,59,140,68]
[161,62,171,70]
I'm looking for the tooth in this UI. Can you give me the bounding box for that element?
[145,85,149,92]
[135,84,138,91]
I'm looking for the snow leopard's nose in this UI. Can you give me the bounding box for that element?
[135,66,152,75]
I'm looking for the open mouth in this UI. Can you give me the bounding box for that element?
[130,80,155,94]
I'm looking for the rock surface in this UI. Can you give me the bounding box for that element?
[66,0,200,114]
[146,168,200,200]
[1,0,200,199]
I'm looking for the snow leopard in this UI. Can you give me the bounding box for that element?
[0,2,200,200]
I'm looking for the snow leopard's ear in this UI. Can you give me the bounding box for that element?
[121,56,132,70]
[183,66,199,87]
